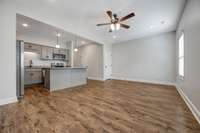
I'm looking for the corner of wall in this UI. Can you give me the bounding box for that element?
[175,84,200,124]
[111,77,175,86]
[88,77,105,81]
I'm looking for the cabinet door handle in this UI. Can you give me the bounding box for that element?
[29,45,32,48]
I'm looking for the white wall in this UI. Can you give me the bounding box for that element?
[74,44,104,80]
[176,0,200,119]
[112,32,176,85]
[0,2,17,105]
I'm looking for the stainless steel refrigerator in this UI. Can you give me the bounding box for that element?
[16,40,24,98]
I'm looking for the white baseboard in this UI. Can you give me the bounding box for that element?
[0,97,18,106]
[111,77,175,86]
[175,84,200,124]
[88,77,105,81]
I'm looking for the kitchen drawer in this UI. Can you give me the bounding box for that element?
[24,71,43,85]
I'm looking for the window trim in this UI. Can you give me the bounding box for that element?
[178,31,185,80]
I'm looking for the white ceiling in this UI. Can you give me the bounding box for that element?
[16,0,186,44]
[16,15,95,48]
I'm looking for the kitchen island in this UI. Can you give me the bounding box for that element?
[44,67,87,91]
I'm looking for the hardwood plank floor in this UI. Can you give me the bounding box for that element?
[0,80,200,133]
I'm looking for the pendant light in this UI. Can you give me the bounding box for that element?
[74,48,78,52]
[110,23,121,31]
[56,32,61,48]
[74,35,78,52]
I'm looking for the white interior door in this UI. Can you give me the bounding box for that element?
[104,44,112,80]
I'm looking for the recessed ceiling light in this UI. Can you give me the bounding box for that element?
[81,41,86,44]
[113,35,116,39]
[22,23,28,27]
[150,25,154,29]
[57,33,61,37]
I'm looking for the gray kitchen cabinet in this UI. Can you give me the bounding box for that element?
[24,69,43,85]
[41,46,53,60]
[60,49,67,55]
[66,49,70,59]
[53,48,60,54]
[24,42,70,61]
[24,71,33,85]
[48,48,54,59]
[53,48,66,55]
[65,49,70,65]
[24,43,41,53]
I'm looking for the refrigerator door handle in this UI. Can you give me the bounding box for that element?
[16,40,24,98]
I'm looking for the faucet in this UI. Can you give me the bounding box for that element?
[29,60,33,67]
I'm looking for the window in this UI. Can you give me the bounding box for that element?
[178,32,184,79]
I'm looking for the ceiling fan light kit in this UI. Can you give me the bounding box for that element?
[110,23,115,31]
[116,23,120,30]
[97,10,135,32]
[110,23,120,31]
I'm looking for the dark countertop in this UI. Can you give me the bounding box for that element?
[25,66,50,69]
[43,67,87,70]
[25,66,87,70]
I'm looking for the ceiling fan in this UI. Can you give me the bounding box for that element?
[97,10,135,32]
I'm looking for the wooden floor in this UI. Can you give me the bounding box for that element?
[0,80,200,133]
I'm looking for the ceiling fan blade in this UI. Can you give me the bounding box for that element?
[121,24,130,29]
[107,10,113,19]
[120,12,135,22]
[96,23,111,26]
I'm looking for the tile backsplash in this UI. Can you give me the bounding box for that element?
[24,51,66,67]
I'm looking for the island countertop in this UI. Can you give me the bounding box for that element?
[25,66,87,70]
